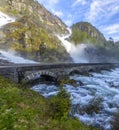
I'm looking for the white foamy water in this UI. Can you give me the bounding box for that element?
[0,11,15,27]
[57,28,89,63]
[32,68,119,130]
[31,84,59,97]
[0,50,38,64]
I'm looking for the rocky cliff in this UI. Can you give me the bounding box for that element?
[70,22,106,44]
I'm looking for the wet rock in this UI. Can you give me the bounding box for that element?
[77,80,84,86]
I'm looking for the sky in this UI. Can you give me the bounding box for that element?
[37,0,119,41]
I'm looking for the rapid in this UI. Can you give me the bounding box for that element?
[32,66,119,130]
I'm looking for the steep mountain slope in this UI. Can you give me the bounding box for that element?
[70,22,106,44]
[0,0,71,63]
[0,0,68,34]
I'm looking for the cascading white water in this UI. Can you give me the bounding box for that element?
[57,28,89,63]
[0,11,15,27]
[0,11,38,64]
[0,50,38,64]
[32,68,119,130]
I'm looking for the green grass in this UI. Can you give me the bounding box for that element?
[0,76,96,130]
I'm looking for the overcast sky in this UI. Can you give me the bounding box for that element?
[37,0,119,41]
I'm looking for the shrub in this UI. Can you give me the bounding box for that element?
[48,88,71,119]
[59,77,77,87]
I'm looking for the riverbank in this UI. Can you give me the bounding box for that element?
[0,76,95,130]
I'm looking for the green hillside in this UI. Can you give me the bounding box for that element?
[0,76,95,130]
[70,22,106,44]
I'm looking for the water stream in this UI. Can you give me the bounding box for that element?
[32,68,119,130]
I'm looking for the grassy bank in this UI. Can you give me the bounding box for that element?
[0,76,95,130]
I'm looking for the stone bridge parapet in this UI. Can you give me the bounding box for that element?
[0,63,118,83]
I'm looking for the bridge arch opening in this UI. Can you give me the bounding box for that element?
[40,74,57,82]
[24,71,58,84]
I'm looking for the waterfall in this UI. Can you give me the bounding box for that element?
[0,11,15,27]
[57,28,89,63]
[0,50,38,64]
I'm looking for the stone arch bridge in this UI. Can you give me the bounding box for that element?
[0,63,118,83]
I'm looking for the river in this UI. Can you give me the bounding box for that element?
[31,67,119,130]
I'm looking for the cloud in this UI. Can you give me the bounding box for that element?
[48,0,59,7]
[64,14,74,26]
[86,1,102,22]
[86,0,119,23]
[72,0,86,6]
[38,0,59,8]
[113,36,119,41]
[51,9,64,17]
[65,19,73,26]
[102,24,119,35]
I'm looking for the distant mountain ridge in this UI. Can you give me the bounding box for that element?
[70,22,106,44]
